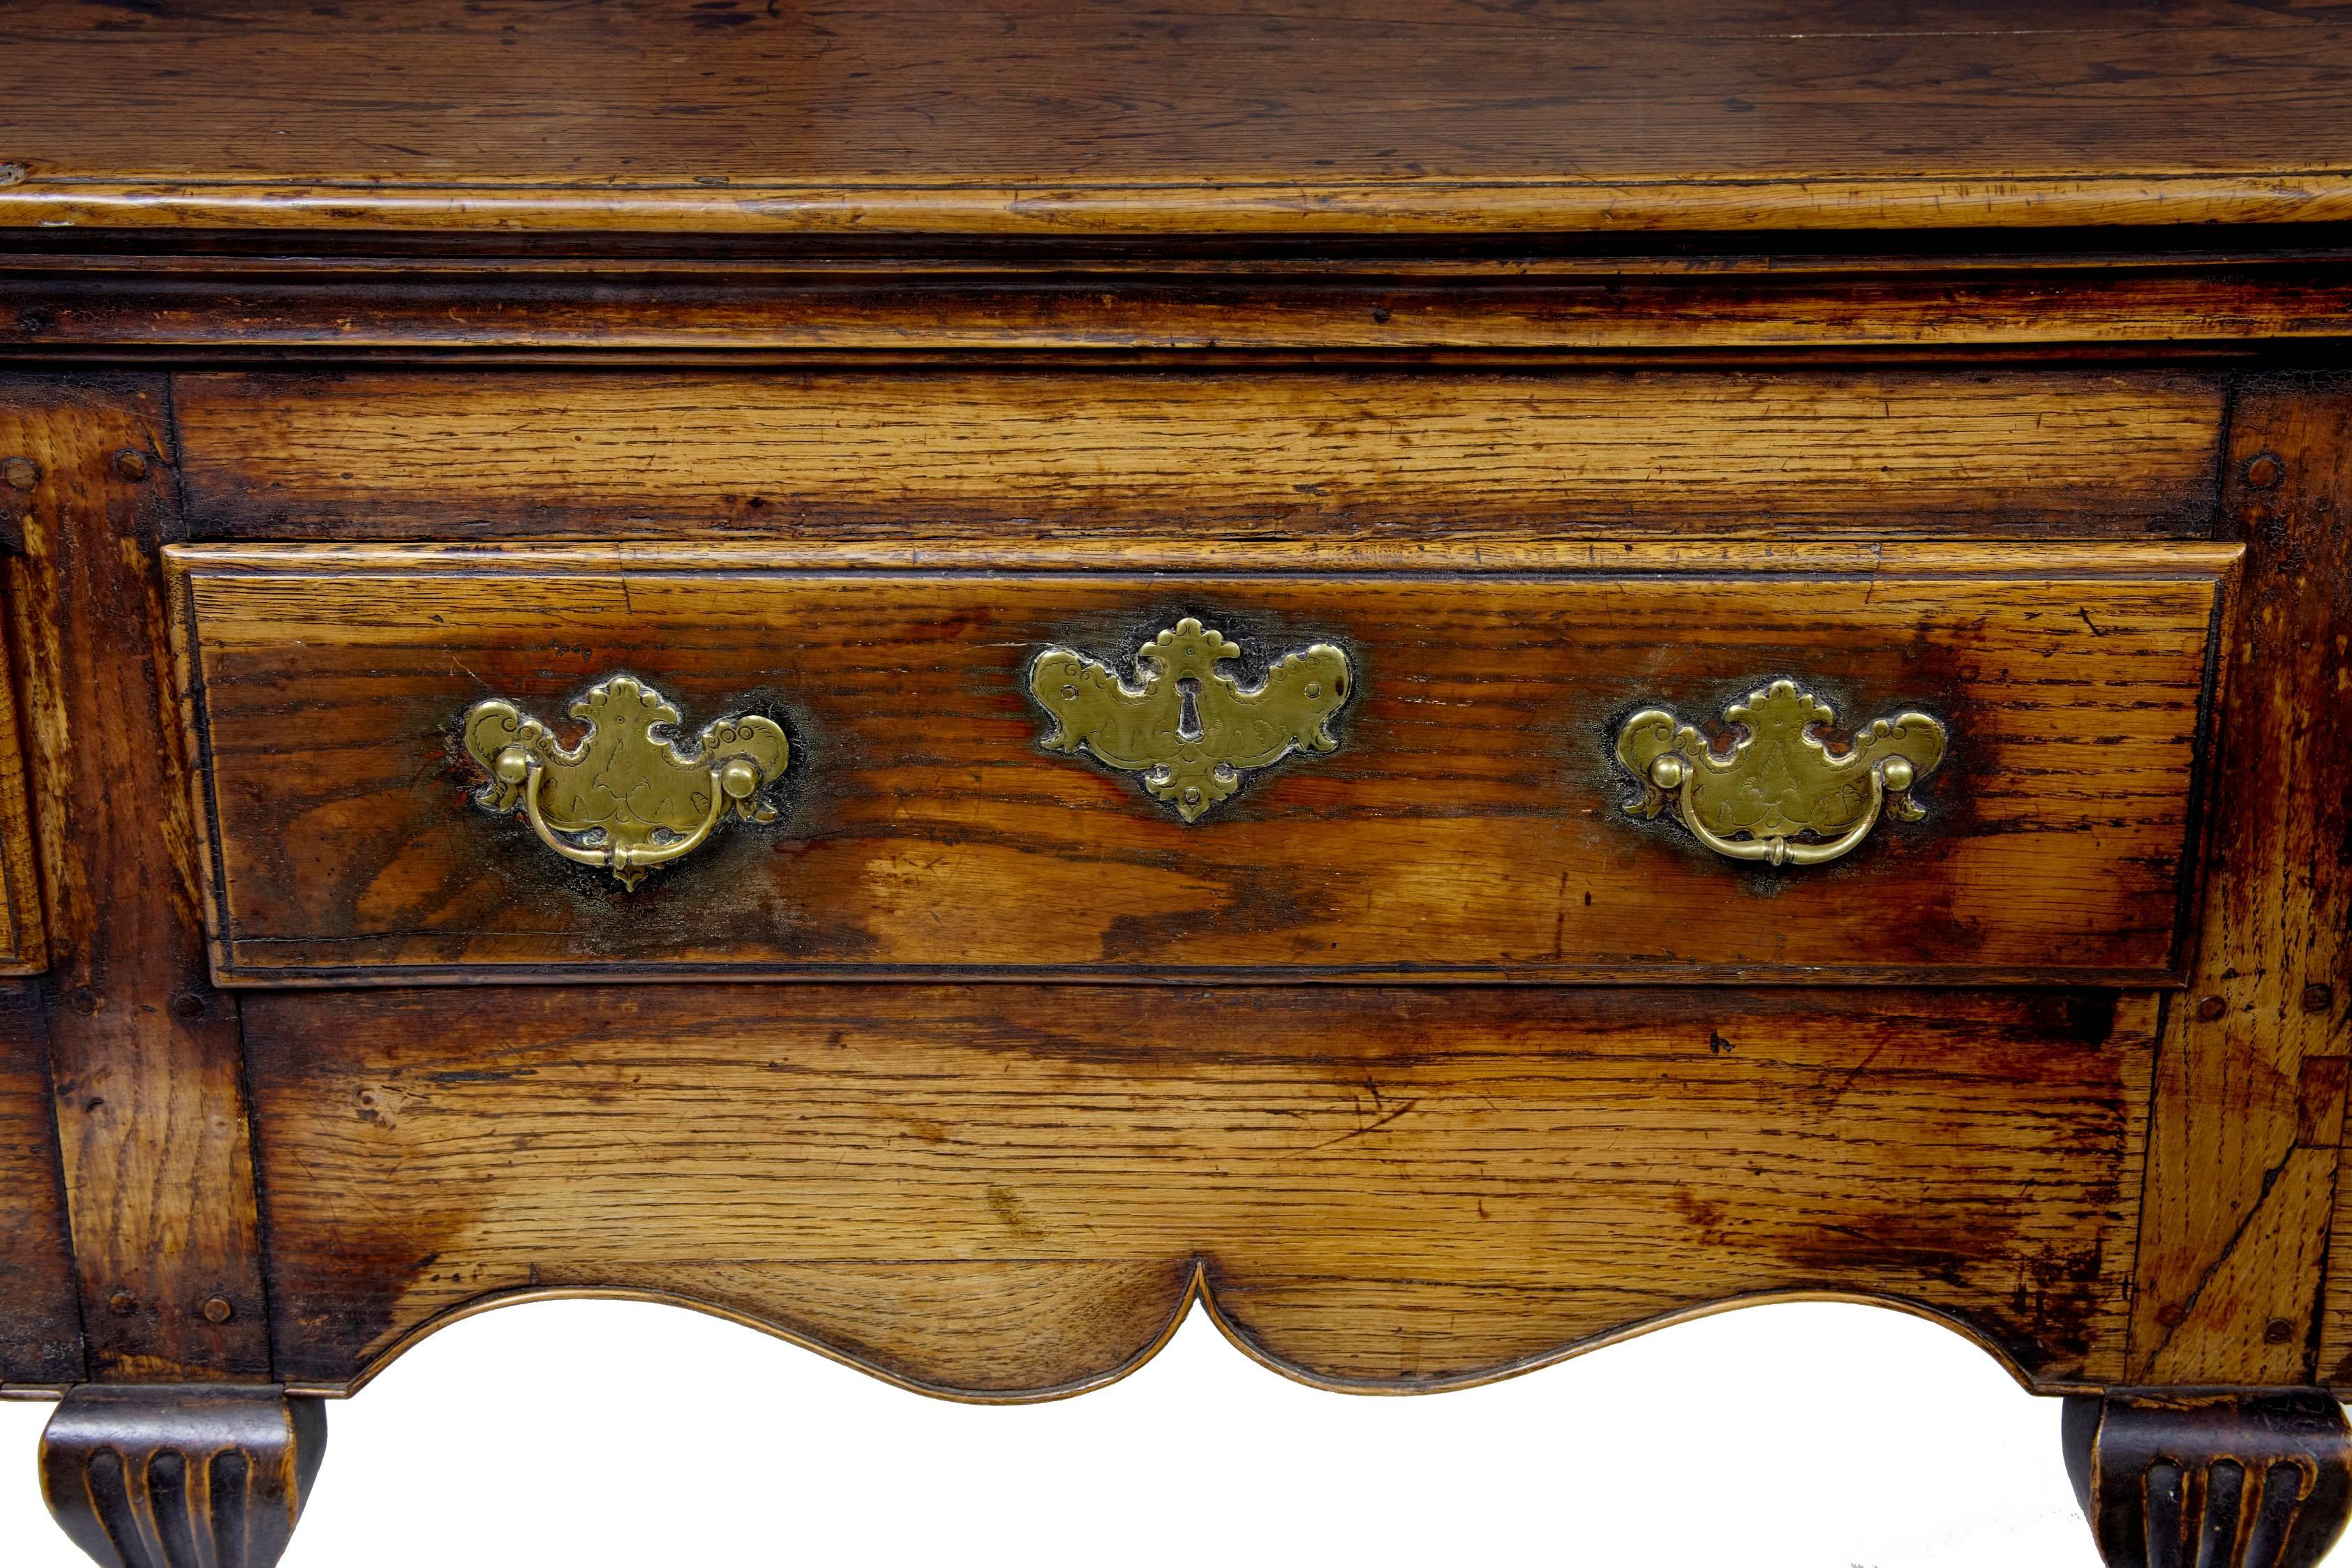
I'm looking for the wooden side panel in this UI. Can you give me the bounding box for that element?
[242,985,2156,1397]
[0,979,80,1386]
[2138,378,2352,1388]
[172,545,2232,985]
[170,369,2227,541]
[0,376,271,1380]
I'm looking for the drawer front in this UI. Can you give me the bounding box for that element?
[169,541,2235,986]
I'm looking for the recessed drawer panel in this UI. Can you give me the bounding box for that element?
[172,368,2228,542]
[168,540,2237,986]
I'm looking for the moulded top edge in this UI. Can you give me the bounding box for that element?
[13,174,2352,244]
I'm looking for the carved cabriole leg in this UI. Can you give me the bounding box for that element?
[39,1387,327,1568]
[2063,1392,2352,1567]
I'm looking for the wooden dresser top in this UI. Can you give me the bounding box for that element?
[6,0,2352,239]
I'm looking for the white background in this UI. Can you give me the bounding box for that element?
[6,1295,2281,1567]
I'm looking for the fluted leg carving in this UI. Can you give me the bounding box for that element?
[2064,1391,2352,1568]
[39,1385,327,1568]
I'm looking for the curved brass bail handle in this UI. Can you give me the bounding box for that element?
[462,675,791,890]
[510,755,733,879]
[1614,679,1947,869]
[1674,766,1884,867]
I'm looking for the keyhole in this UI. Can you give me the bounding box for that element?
[1177,678,1203,741]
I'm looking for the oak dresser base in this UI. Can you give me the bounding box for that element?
[7,2,2352,1563]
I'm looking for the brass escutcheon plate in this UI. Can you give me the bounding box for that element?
[460,675,789,888]
[1614,679,1948,867]
[1030,616,1351,821]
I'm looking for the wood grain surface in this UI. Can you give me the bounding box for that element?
[2171,375,2352,1393]
[8,257,2352,357]
[4,1,2352,234]
[170,368,2228,541]
[1,376,271,1380]
[240,984,2156,1396]
[2136,378,2352,1391]
[0,979,81,1388]
[170,542,2234,985]
[0,578,47,974]
[2135,378,2352,1390]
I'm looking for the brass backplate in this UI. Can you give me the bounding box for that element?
[1030,617,1351,821]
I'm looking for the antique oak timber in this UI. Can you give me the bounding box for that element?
[6,3,2352,1564]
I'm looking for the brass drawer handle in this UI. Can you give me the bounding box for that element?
[1614,680,1947,867]
[1031,616,1350,821]
[461,675,789,888]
